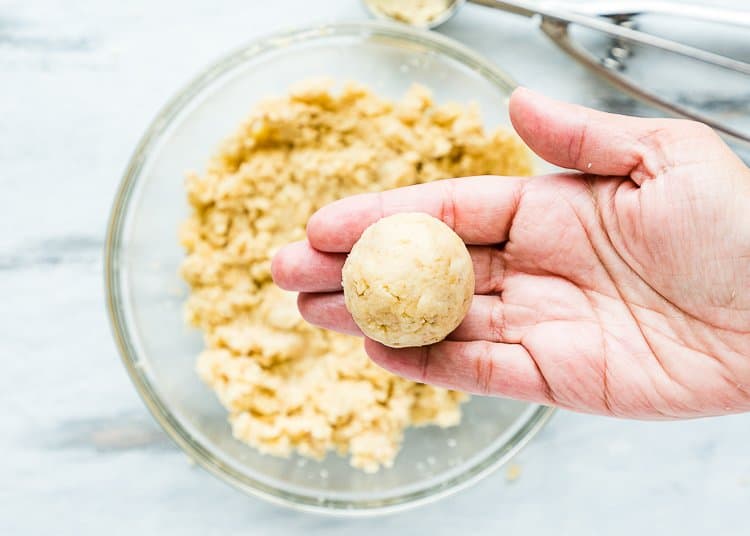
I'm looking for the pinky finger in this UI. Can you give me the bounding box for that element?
[365,338,552,404]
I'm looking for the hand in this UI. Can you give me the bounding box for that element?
[272,88,750,419]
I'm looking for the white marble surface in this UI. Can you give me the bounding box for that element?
[2,1,749,534]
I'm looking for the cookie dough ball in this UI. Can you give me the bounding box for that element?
[342,212,474,348]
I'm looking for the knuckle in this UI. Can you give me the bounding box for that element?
[487,299,506,342]
[418,345,432,382]
[634,120,721,180]
[472,342,496,395]
[487,249,505,293]
[439,180,458,230]
[634,126,675,178]
[568,122,588,169]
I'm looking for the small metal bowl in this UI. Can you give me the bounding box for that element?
[361,0,466,29]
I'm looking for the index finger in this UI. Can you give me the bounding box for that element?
[307,176,525,252]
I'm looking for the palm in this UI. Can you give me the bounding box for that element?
[500,164,750,417]
[272,88,750,418]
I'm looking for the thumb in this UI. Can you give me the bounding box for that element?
[509,87,722,184]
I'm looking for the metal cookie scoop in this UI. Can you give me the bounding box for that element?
[362,0,750,146]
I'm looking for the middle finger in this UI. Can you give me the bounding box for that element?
[273,241,507,294]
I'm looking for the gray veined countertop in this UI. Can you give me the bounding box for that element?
[1,0,749,534]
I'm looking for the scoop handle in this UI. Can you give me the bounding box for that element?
[469,0,750,75]
[565,1,750,28]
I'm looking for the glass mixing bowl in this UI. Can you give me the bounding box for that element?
[105,21,554,515]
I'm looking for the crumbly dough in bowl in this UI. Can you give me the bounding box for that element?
[180,79,532,472]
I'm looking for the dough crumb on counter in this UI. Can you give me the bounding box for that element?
[505,463,522,482]
[180,79,532,472]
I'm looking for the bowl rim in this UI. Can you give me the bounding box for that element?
[104,20,555,516]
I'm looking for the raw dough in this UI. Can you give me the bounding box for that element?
[343,212,474,348]
[180,79,532,472]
